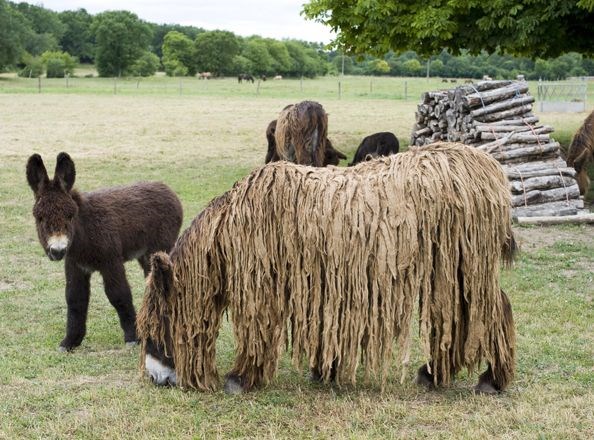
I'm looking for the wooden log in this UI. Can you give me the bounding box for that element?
[476,125,553,135]
[509,175,576,193]
[473,116,540,126]
[470,95,535,118]
[504,166,576,180]
[463,83,529,108]
[512,199,584,217]
[515,213,594,225]
[511,184,580,207]
[414,127,432,137]
[491,142,559,162]
[501,158,568,174]
[480,132,552,143]
[474,104,533,123]
[455,80,514,95]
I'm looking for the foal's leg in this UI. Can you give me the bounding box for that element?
[137,254,151,277]
[60,259,91,351]
[101,261,137,345]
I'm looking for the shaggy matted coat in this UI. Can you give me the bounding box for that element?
[138,142,516,392]
[566,109,594,195]
[274,101,328,166]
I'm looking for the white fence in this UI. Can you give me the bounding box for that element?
[536,81,587,112]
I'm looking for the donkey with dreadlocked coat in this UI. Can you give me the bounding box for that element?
[137,142,516,395]
[566,109,594,195]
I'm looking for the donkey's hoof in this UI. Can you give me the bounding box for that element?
[224,375,244,395]
[415,365,435,389]
[58,345,69,353]
[474,382,499,395]
[309,369,323,383]
[125,341,138,348]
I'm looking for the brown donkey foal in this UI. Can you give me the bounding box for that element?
[26,152,183,351]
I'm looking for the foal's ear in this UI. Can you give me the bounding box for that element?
[54,152,76,192]
[26,154,49,195]
[150,252,174,296]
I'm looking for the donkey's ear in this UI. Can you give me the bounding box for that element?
[26,154,49,195]
[149,252,174,296]
[54,152,76,192]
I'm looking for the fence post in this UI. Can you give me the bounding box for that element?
[404,80,407,100]
[338,80,342,99]
[300,76,303,93]
[113,77,117,95]
[179,79,183,96]
[38,77,41,93]
[256,79,261,95]
[370,78,373,94]
[66,74,69,89]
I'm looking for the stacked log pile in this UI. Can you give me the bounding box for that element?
[411,80,585,217]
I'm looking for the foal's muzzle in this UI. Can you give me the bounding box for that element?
[48,247,66,261]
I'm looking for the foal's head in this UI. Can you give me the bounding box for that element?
[26,152,78,261]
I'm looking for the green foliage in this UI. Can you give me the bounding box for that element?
[242,38,274,75]
[13,1,64,56]
[45,57,65,78]
[40,50,77,78]
[303,0,594,58]
[149,23,204,59]
[58,9,94,63]
[162,31,195,76]
[91,11,152,77]
[0,0,30,70]
[231,55,253,75]
[194,30,239,75]
[129,51,159,77]
[17,53,43,77]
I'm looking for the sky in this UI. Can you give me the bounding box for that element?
[36,0,336,43]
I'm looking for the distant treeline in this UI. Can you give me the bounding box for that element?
[1,0,593,80]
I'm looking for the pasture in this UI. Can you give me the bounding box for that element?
[0,75,593,439]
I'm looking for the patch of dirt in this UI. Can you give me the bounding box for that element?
[513,225,594,251]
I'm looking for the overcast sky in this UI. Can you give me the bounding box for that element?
[37,0,335,43]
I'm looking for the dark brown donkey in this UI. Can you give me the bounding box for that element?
[26,152,183,351]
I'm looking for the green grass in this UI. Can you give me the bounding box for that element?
[0,82,593,439]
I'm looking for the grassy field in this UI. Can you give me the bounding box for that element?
[0,77,593,439]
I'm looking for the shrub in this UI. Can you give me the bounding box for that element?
[18,55,43,78]
[41,51,77,77]
[46,58,66,78]
[130,52,160,77]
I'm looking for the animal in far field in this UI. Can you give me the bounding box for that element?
[198,72,211,80]
[26,152,183,351]
[566,109,594,195]
[138,142,516,395]
[238,73,254,83]
[482,75,493,81]
[265,116,346,166]
[273,75,282,80]
[349,132,399,166]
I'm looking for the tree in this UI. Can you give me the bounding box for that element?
[91,11,152,77]
[242,38,274,75]
[265,40,293,75]
[0,0,30,69]
[150,23,204,59]
[194,30,239,75]
[162,31,195,76]
[130,51,160,77]
[303,0,594,58]
[59,9,94,63]
[14,1,64,55]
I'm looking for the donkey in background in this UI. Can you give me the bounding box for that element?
[26,152,183,351]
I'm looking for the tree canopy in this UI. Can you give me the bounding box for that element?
[303,0,594,58]
[90,10,152,77]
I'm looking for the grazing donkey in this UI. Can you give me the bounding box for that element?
[26,152,183,351]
